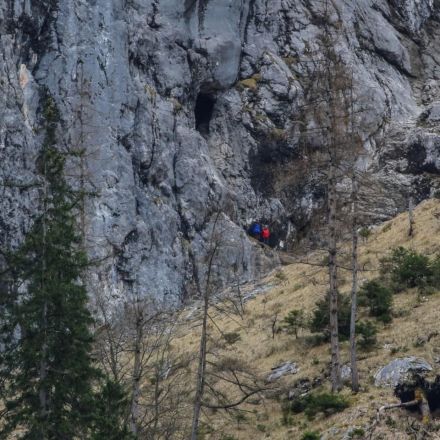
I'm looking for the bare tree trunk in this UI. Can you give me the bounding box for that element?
[297,0,366,395]
[271,312,279,339]
[408,195,414,237]
[39,302,48,419]
[96,295,122,382]
[130,307,144,436]
[190,222,218,440]
[151,365,161,437]
[151,336,169,438]
[190,289,209,440]
[350,174,359,392]
[39,161,49,421]
[328,162,341,393]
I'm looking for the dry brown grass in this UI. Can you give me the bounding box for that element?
[173,199,440,439]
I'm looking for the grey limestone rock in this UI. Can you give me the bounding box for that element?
[267,361,299,382]
[1,0,440,306]
[341,364,352,384]
[390,0,434,33]
[374,357,433,387]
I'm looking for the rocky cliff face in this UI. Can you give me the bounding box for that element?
[1,0,440,304]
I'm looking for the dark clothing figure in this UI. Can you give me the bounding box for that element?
[261,226,270,244]
[249,222,261,240]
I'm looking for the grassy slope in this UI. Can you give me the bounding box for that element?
[177,198,440,439]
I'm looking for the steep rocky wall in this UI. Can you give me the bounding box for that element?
[1,0,439,304]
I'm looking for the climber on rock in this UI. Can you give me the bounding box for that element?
[249,222,262,240]
[261,225,270,245]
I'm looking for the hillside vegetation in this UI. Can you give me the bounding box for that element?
[175,198,440,440]
[4,199,440,440]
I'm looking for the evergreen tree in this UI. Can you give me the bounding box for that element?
[0,94,99,439]
[91,379,134,440]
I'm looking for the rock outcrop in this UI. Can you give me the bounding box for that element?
[1,0,440,304]
[267,361,299,382]
[374,357,433,387]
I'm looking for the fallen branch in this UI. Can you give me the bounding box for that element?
[376,388,431,425]
[377,399,419,421]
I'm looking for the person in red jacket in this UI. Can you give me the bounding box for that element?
[261,225,270,245]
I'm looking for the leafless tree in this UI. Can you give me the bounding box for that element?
[408,194,415,237]
[298,30,351,393]
[94,287,192,439]
[190,212,270,439]
[349,170,360,392]
[190,213,221,440]
[293,1,370,391]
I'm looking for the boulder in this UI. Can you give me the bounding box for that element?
[267,362,299,382]
[341,364,352,384]
[287,377,323,400]
[374,357,433,387]
[426,102,440,123]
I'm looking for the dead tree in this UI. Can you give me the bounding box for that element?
[303,24,350,393]
[190,213,269,439]
[94,289,191,438]
[349,171,360,392]
[408,194,415,237]
[94,292,160,436]
[348,71,361,392]
[190,214,221,440]
[294,1,375,391]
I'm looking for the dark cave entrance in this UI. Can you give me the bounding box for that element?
[195,92,216,135]
[395,376,440,419]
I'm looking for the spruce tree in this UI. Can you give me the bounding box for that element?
[91,380,134,440]
[0,94,99,439]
